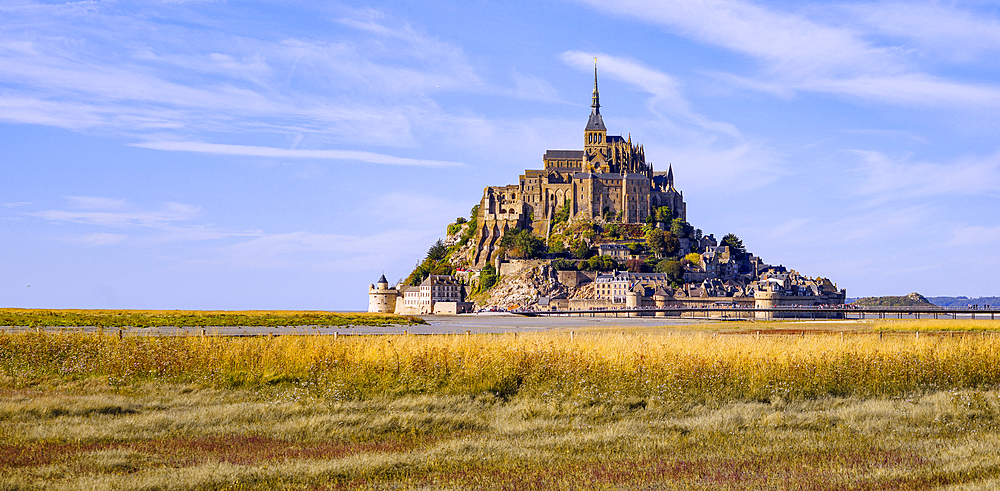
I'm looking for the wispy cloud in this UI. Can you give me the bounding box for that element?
[562,50,741,138]
[948,225,1000,247]
[130,141,462,167]
[852,150,1000,202]
[575,0,895,77]
[510,71,563,103]
[31,200,201,228]
[647,141,783,192]
[559,51,780,190]
[0,2,484,148]
[364,192,471,230]
[77,232,128,247]
[65,196,128,211]
[846,2,1000,63]
[202,229,439,271]
[3,201,32,208]
[798,74,1000,107]
[573,0,1000,107]
[26,197,263,246]
[837,127,928,145]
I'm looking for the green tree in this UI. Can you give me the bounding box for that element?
[683,252,702,268]
[656,259,684,284]
[474,264,498,293]
[670,218,693,239]
[655,206,673,223]
[427,239,448,262]
[405,261,432,286]
[573,240,592,259]
[406,237,457,286]
[646,228,679,257]
[662,232,680,257]
[499,228,545,259]
[548,233,567,254]
[553,199,572,224]
[646,228,665,256]
[430,261,454,276]
[457,206,479,247]
[625,259,647,273]
[721,233,747,260]
[597,255,619,271]
[581,255,618,271]
[551,258,577,271]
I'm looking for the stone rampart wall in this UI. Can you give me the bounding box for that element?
[556,270,597,288]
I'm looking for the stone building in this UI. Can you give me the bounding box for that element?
[472,66,687,267]
[595,271,674,304]
[751,268,846,319]
[394,275,470,315]
[594,270,631,303]
[368,274,473,316]
[597,243,633,260]
[367,274,398,313]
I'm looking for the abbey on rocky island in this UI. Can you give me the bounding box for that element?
[369,66,846,317]
[472,66,686,267]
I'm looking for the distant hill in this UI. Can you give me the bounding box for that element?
[926,296,1000,307]
[851,292,939,307]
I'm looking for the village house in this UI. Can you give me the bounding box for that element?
[368,274,473,315]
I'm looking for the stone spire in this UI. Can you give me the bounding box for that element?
[585,62,606,131]
[592,62,600,111]
[667,164,674,188]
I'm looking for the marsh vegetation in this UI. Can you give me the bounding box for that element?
[0,309,423,329]
[3,321,1000,489]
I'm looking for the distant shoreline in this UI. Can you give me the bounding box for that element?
[847,296,1000,307]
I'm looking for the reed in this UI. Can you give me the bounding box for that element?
[5,327,1000,489]
[869,318,1000,332]
[3,329,999,402]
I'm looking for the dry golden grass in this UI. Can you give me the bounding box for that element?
[4,384,1000,490]
[3,323,1000,489]
[5,328,999,400]
[867,319,1000,332]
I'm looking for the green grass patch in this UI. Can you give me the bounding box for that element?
[0,309,424,328]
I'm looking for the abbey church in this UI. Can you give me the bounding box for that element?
[472,66,687,267]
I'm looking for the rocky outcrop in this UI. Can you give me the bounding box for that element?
[569,282,597,300]
[478,260,568,310]
[851,292,938,307]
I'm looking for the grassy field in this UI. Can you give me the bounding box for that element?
[3,321,1000,489]
[0,309,424,328]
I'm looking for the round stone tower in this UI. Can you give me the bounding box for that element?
[368,274,398,313]
[754,290,780,320]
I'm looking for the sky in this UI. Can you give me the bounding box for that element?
[2,0,1000,310]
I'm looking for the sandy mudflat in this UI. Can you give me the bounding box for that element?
[1,313,709,336]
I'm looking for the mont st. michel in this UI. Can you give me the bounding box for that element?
[370,67,846,316]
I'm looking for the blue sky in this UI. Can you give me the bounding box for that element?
[3,0,1000,310]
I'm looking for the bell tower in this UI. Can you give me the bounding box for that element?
[584,62,608,173]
